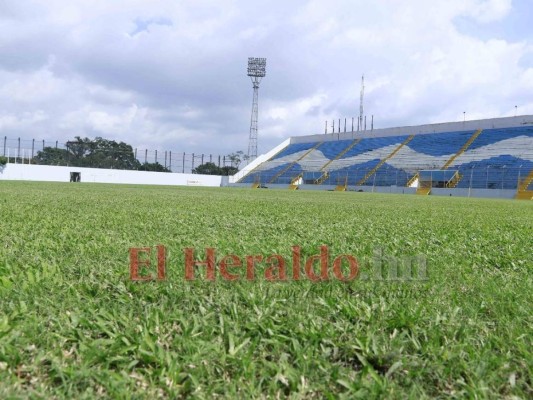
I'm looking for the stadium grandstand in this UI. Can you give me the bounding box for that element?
[234,115,533,199]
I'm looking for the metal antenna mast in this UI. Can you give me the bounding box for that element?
[359,75,365,131]
[247,57,267,160]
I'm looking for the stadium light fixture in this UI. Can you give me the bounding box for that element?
[247,58,267,78]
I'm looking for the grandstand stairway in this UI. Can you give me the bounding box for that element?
[515,190,533,200]
[515,168,533,199]
[288,174,302,190]
[316,138,362,184]
[335,177,348,191]
[268,142,323,184]
[442,129,483,169]
[406,129,483,187]
[446,173,462,188]
[357,135,414,185]
[406,173,419,188]
[251,176,261,189]
[315,171,329,184]
[518,168,533,191]
[416,187,431,195]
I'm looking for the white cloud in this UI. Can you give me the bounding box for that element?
[0,110,48,130]
[468,0,512,23]
[0,0,531,157]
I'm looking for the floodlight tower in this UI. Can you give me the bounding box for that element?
[247,57,266,160]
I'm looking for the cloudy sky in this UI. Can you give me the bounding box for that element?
[1,0,532,157]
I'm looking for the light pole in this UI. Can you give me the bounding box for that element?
[247,57,267,161]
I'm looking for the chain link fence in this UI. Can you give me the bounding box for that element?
[2,137,236,173]
[246,165,532,190]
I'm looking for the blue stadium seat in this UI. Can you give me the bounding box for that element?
[239,126,533,189]
[318,139,355,160]
[407,131,475,156]
[271,142,317,160]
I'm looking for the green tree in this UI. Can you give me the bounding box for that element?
[221,166,239,176]
[34,137,151,170]
[192,162,222,175]
[226,150,250,168]
[67,137,141,169]
[138,162,171,172]
[192,163,238,176]
[33,148,72,166]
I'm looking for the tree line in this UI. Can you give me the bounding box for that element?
[33,137,170,171]
[31,136,247,175]
[191,151,249,176]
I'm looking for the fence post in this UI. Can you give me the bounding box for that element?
[17,137,21,160]
[42,140,45,151]
[155,150,158,164]
[145,149,147,164]
[468,167,473,196]
[164,151,167,168]
[192,153,195,171]
[169,151,172,171]
[209,154,212,163]
[182,152,185,173]
[218,155,220,167]
[501,166,506,190]
[31,139,35,160]
[3,136,6,156]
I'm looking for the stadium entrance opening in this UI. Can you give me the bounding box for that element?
[70,172,81,182]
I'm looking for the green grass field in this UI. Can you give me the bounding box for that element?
[0,181,532,398]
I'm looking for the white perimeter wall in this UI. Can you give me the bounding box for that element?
[0,164,223,187]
